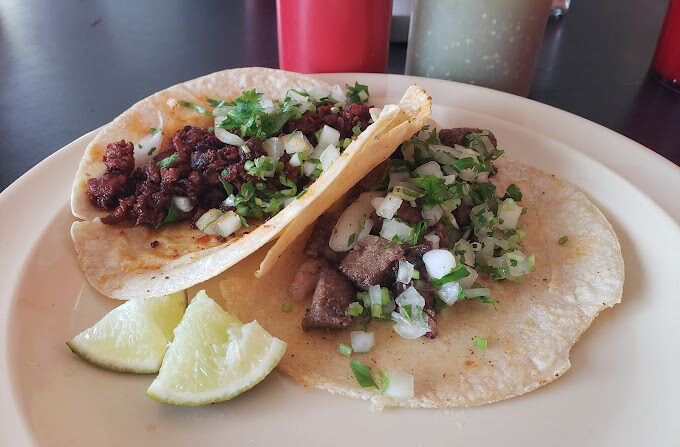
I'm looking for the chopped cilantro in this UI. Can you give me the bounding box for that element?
[280,303,292,313]
[462,293,499,308]
[179,100,212,116]
[244,156,274,180]
[350,360,378,388]
[348,233,356,247]
[346,302,364,317]
[384,235,405,248]
[473,336,487,349]
[345,82,370,105]
[149,127,161,134]
[157,153,179,168]
[296,188,308,199]
[147,147,157,156]
[155,202,178,229]
[410,220,428,245]
[503,184,523,202]
[452,157,476,173]
[431,264,470,290]
[338,343,353,357]
[434,298,448,311]
[219,171,234,195]
[377,370,390,394]
[352,122,362,137]
[559,235,569,245]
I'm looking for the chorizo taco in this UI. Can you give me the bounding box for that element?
[71,67,431,299]
[218,124,624,409]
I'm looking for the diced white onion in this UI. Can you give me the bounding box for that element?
[396,260,415,284]
[390,182,423,201]
[350,331,375,353]
[196,209,224,233]
[458,168,478,182]
[282,131,312,154]
[391,312,428,339]
[263,137,284,159]
[443,174,457,185]
[369,285,382,310]
[462,287,491,298]
[424,233,440,249]
[477,171,490,183]
[438,281,461,305]
[214,128,245,146]
[288,152,303,167]
[209,210,242,237]
[133,111,164,168]
[454,239,476,267]
[369,107,382,122]
[303,160,318,177]
[317,125,340,149]
[260,98,274,113]
[330,84,345,104]
[171,195,193,212]
[287,89,308,104]
[223,194,236,207]
[212,105,234,117]
[497,198,522,230]
[382,371,414,400]
[421,204,443,226]
[319,144,340,172]
[481,135,495,152]
[380,218,412,242]
[422,249,455,280]
[373,193,403,219]
[330,192,383,252]
[388,171,410,189]
[458,266,478,289]
[306,83,330,100]
[414,160,444,178]
[356,218,373,244]
[396,286,425,308]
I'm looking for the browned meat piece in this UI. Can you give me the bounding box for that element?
[439,127,497,148]
[455,203,472,228]
[357,161,387,191]
[423,308,438,339]
[305,214,343,264]
[103,140,135,175]
[86,172,129,210]
[339,235,404,291]
[286,102,374,141]
[301,267,356,330]
[433,222,449,249]
[396,201,422,224]
[289,258,328,301]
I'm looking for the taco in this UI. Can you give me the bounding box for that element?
[218,125,624,409]
[70,68,431,299]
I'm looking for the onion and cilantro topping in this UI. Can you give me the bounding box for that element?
[329,125,534,342]
[349,360,413,400]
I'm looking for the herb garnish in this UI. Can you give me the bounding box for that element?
[149,127,161,135]
[430,264,470,290]
[558,235,568,245]
[157,153,179,168]
[179,100,212,116]
[338,343,353,357]
[473,336,487,349]
[345,82,370,105]
[155,202,178,229]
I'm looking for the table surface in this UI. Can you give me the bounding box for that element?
[1,0,678,191]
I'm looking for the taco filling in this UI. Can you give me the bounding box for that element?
[290,126,535,340]
[85,82,378,237]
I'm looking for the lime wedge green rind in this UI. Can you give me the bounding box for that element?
[66,291,187,373]
[146,290,287,406]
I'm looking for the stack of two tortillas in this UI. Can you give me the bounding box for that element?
[70,67,623,409]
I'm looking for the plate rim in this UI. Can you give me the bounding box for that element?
[1,73,678,446]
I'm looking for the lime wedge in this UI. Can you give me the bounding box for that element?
[67,291,187,373]
[146,290,287,406]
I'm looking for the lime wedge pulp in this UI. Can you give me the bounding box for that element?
[146,290,287,406]
[67,290,187,373]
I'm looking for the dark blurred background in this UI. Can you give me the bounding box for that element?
[0,0,678,190]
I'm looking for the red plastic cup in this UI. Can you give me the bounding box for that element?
[652,0,680,91]
[276,0,392,73]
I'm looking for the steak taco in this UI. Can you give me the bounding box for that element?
[71,68,431,299]
[218,124,624,409]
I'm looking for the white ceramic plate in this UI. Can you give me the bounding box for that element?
[1,74,679,446]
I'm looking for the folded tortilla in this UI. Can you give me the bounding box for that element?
[71,67,431,299]
[218,157,624,409]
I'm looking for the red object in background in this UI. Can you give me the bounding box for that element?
[276,0,392,73]
[652,0,680,91]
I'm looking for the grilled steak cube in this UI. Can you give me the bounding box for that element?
[339,235,404,291]
[301,267,356,330]
[305,213,343,265]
